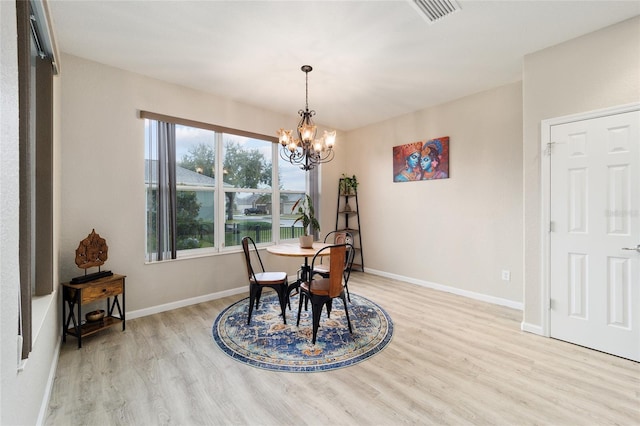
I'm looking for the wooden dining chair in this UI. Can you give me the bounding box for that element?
[241,236,289,325]
[312,231,354,302]
[297,243,353,344]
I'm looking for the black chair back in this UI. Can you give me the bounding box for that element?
[241,236,264,283]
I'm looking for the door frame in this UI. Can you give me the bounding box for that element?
[539,102,640,337]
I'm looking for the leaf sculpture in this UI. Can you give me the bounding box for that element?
[75,229,108,269]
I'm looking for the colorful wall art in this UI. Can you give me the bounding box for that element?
[393,137,449,182]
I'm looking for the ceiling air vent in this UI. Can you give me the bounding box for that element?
[410,0,461,24]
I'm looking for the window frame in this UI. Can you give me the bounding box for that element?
[142,111,309,262]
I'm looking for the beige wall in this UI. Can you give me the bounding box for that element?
[59,54,346,314]
[3,12,638,424]
[60,52,526,313]
[1,2,61,425]
[345,82,524,305]
[522,16,640,331]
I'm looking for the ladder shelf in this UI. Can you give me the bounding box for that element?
[335,179,364,272]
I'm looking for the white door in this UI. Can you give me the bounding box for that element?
[550,110,640,362]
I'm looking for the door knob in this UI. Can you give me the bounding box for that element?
[622,244,640,252]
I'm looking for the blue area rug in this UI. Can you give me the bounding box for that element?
[212,292,393,372]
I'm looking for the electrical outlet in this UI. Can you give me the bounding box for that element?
[501,270,511,281]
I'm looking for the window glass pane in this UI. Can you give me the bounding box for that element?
[176,125,216,178]
[278,157,306,191]
[222,134,272,189]
[278,148,307,241]
[144,120,158,258]
[175,125,216,250]
[222,134,274,248]
[146,188,158,256]
[281,192,307,240]
[225,192,272,246]
[175,187,214,250]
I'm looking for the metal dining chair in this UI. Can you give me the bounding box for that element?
[312,231,354,302]
[241,236,289,325]
[297,243,353,344]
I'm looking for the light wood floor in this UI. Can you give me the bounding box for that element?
[46,273,640,425]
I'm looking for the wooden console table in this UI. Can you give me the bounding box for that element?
[61,274,126,348]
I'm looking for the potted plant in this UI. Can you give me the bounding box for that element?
[340,173,358,195]
[292,194,320,248]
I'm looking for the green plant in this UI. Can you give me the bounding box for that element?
[340,174,358,194]
[292,194,320,236]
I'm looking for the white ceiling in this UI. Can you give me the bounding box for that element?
[47,0,640,131]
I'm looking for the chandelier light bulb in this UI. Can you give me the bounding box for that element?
[278,128,290,145]
[324,130,336,148]
[299,123,316,143]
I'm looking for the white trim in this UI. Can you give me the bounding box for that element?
[540,118,552,337]
[520,321,544,335]
[127,286,246,320]
[32,290,57,343]
[127,271,299,320]
[36,335,61,426]
[365,267,523,310]
[539,102,640,338]
[542,103,640,126]
[128,266,524,321]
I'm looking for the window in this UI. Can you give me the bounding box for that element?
[17,0,56,360]
[143,112,308,262]
[145,121,217,260]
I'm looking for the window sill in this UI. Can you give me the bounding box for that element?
[18,291,57,372]
[145,246,240,264]
[144,239,300,264]
[32,291,56,344]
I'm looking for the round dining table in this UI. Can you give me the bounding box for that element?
[266,242,331,259]
[266,242,331,296]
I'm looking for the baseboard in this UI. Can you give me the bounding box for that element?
[521,321,545,336]
[364,267,523,310]
[37,334,61,426]
[127,268,523,320]
[127,271,310,320]
[127,286,247,320]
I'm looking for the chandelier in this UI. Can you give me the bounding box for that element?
[278,65,336,171]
